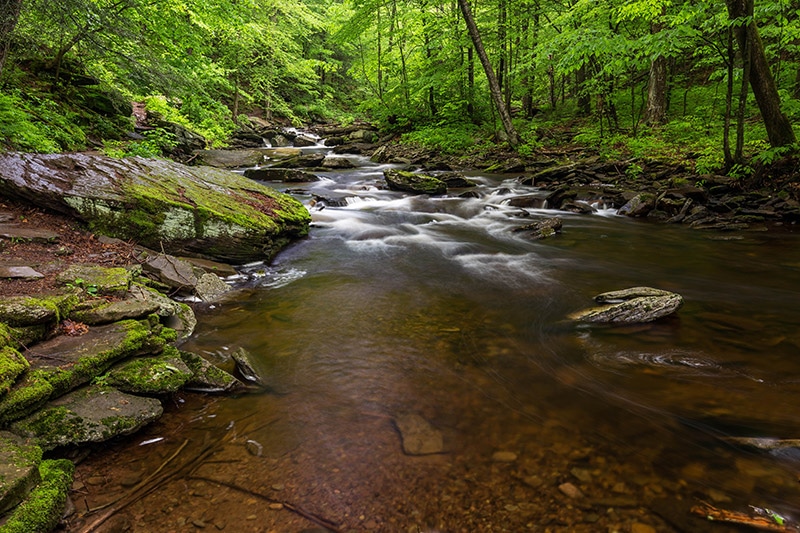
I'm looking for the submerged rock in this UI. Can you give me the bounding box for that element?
[394,413,444,455]
[231,347,266,386]
[0,152,310,263]
[383,169,446,196]
[570,287,684,324]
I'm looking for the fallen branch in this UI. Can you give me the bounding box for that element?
[188,475,343,533]
[691,501,800,532]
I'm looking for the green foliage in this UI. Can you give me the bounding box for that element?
[102,128,177,158]
[401,123,484,155]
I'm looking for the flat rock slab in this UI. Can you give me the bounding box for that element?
[394,413,444,455]
[26,318,158,396]
[56,264,132,297]
[193,149,266,169]
[0,224,59,243]
[70,297,162,325]
[107,349,193,394]
[0,431,42,514]
[11,386,163,450]
[0,266,44,280]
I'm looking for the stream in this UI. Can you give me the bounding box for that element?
[71,145,800,532]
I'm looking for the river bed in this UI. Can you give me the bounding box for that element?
[69,153,800,533]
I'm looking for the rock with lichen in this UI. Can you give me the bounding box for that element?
[569,287,684,324]
[106,347,193,394]
[0,152,310,263]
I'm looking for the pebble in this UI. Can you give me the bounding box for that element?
[570,467,592,483]
[192,519,206,528]
[269,503,284,510]
[558,482,584,499]
[631,522,656,533]
[491,451,518,462]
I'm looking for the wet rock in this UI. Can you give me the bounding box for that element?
[0,152,309,263]
[231,347,266,386]
[348,129,378,143]
[193,149,265,169]
[0,266,44,280]
[570,287,683,324]
[107,348,193,394]
[128,284,197,340]
[561,201,596,214]
[179,351,243,393]
[0,431,42,514]
[293,135,319,148]
[321,156,356,169]
[139,253,198,293]
[436,172,476,189]
[11,385,163,450]
[194,273,231,303]
[244,168,319,182]
[384,169,446,196]
[506,195,548,209]
[618,193,656,217]
[512,217,563,239]
[394,413,444,455]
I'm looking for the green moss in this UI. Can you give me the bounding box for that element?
[106,346,191,394]
[23,294,79,324]
[0,371,54,426]
[0,459,74,533]
[0,348,29,397]
[14,407,83,446]
[45,319,156,398]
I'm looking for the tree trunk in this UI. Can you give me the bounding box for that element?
[457,0,519,146]
[576,64,590,115]
[644,55,667,124]
[0,0,22,78]
[726,0,796,148]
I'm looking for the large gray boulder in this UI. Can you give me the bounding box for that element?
[0,153,310,263]
[569,287,684,324]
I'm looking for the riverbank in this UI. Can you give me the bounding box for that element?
[1,137,799,532]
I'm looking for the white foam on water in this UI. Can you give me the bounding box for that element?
[453,252,549,287]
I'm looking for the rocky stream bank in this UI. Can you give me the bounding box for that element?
[0,123,798,532]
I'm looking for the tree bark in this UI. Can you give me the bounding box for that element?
[457,0,519,146]
[644,55,667,124]
[726,0,796,147]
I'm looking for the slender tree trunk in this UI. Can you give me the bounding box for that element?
[457,0,519,146]
[723,26,734,169]
[576,64,590,115]
[376,2,384,101]
[726,0,796,148]
[644,14,668,125]
[467,45,475,117]
[0,0,22,78]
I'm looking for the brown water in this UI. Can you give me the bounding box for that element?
[70,157,800,532]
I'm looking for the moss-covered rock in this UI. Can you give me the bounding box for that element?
[11,386,163,450]
[0,153,310,263]
[0,294,77,327]
[69,296,161,325]
[0,372,54,426]
[383,169,447,196]
[0,458,74,533]
[0,348,29,397]
[56,264,132,298]
[0,431,42,515]
[180,351,243,393]
[26,318,161,399]
[106,347,193,394]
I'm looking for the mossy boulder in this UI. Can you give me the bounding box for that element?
[383,169,447,195]
[0,152,310,263]
[69,296,161,326]
[127,284,197,340]
[0,371,55,426]
[0,458,73,533]
[106,347,193,394]
[0,431,42,515]
[11,386,163,450]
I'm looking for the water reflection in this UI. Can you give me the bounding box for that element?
[70,159,800,532]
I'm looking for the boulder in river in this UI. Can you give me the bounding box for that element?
[394,413,443,455]
[569,287,684,324]
[383,169,447,195]
[0,153,310,263]
[513,217,563,239]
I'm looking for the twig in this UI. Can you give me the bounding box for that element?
[691,501,800,532]
[188,475,343,533]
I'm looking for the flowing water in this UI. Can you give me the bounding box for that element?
[71,150,800,533]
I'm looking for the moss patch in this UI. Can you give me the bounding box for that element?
[107,346,192,394]
[56,265,132,298]
[0,431,43,515]
[0,348,29,397]
[0,371,54,426]
[0,458,74,533]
